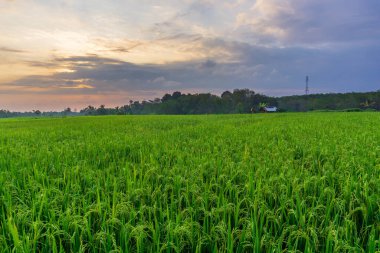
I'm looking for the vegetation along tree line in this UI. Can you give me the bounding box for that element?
[1,89,379,118]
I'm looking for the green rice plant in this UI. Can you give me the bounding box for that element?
[0,113,379,252]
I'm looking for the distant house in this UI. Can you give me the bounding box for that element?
[264,106,278,112]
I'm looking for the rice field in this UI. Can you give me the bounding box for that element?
[0,113,379,252]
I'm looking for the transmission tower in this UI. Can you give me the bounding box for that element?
[305,76,309,95]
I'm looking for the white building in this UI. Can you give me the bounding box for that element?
[264,106,278,112]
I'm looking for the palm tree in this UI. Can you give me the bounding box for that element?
[259,102,267,112]
[360,100,376,109]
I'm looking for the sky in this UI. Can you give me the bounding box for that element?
[0,0,379,111]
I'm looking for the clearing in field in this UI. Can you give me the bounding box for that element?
[0,113,379,252]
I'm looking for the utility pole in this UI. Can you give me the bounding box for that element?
[305,76,309,95]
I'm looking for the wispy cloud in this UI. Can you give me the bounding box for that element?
[0,46,26,53]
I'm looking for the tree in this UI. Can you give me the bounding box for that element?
[63,107,71,115]
[33,110,41,116]
[259,102,267,112]
[172,91,182,100]
[161,94,172,102]
[360,100,376,109]
[97,105,107,115]
[80,105,96,115]
[221,91,232,99]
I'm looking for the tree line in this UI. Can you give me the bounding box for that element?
[277,91,380,112]
[0,89,379,118]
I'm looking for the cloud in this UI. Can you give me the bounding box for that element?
[4,38,378,99]
[60,84,94,89]
[234,0,380,46]
[0,46,26,53]
[0,0,380,110]
[200,59,217,69]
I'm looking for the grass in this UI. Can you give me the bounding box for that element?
[0,113,379,252]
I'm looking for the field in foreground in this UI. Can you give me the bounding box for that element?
[0,113,379,252]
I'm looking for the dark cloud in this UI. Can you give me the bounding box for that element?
[200,59,217,69]
[1,0,379,105]
[8,38,379,97]
[236,0,380,46]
